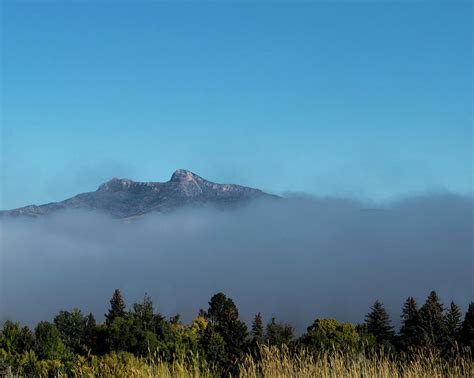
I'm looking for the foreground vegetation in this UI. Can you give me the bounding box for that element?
[1,290,473,376]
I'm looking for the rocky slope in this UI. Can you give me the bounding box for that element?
[1,169,276,218]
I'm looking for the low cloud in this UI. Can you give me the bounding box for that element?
[1,194,472,333]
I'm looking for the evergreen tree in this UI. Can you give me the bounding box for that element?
[83,313,97,352]
[444,301,462,349]
[265,317,294,346]
[199,325,227,369]
[460,302,474,349]
[251,313,264,343]
[418,291,446,350]
[206,293,248,370]
[105,289,127,325]
[399,297,420,350]
[365,300,394,346]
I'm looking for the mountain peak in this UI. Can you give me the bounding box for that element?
[1,169,277,218]
[97,177,134,192]
[170,169,203,183]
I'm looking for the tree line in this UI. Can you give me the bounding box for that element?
[1,289,473,375]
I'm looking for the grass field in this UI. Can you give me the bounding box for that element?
[3,345,472,377]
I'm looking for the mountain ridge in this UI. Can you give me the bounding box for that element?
[1,169,277,218]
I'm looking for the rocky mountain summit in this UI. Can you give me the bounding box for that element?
[1,169,276,218]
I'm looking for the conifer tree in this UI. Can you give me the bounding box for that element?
[444,301,462,349]
[418,291,446,349]
[460,302,474,349]
[84,313,97,352]
[265,317,279,345]
[365,300,394,345]
[265,317,294,346]
[251,312,264,343]
[105,289,127,325]
[206,292,248,369]
[399,297,420,350]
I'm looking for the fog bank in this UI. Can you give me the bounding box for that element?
[1,194,472,333]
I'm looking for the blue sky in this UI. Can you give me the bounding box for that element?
[1,0,472,209]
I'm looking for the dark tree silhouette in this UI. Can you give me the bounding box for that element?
[251,312,264,343]
[105,289,127,325]
[365,300,394,346]
[265,317,294,346]
[399,297,420,350]
[444,301,462,349]
[206,292,248,370]
[461,302,474,349]
[418,291,446,349]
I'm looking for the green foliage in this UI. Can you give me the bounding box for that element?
[34,321,67,360]
[354,323,377,352]
[206,293,248,359]
[0,289,472,376]
[0,321,22,355]
[199,325,227,369]
[54,308,87,354]
[265,317,294,346]
[302,319,360,352]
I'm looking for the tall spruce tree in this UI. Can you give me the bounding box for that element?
[460,302,474,349]
[105,289,127,325]
[399,297,420,350]
[418,291,446,350]
[251,313,264,343]
[444,301,462,349]
[365,300,394,346]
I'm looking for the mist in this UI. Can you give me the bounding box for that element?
[1,194,472,333]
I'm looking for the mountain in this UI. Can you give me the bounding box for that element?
[0,169,276,218]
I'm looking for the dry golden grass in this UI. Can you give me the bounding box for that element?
[239,345,474,378]
[3,346,473,377]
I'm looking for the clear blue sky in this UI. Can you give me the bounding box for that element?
[1,0,472,209]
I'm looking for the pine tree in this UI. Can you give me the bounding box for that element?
[444,301,462,349]
[105,289,127,325]
[365,300,394,346]
[460,302,474,349]
[265,317,294,346]
[399,297,420,350]
[265,317,279,345]
[206,292,248,370]
[418,291,446,350]
[251,313,264,343]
